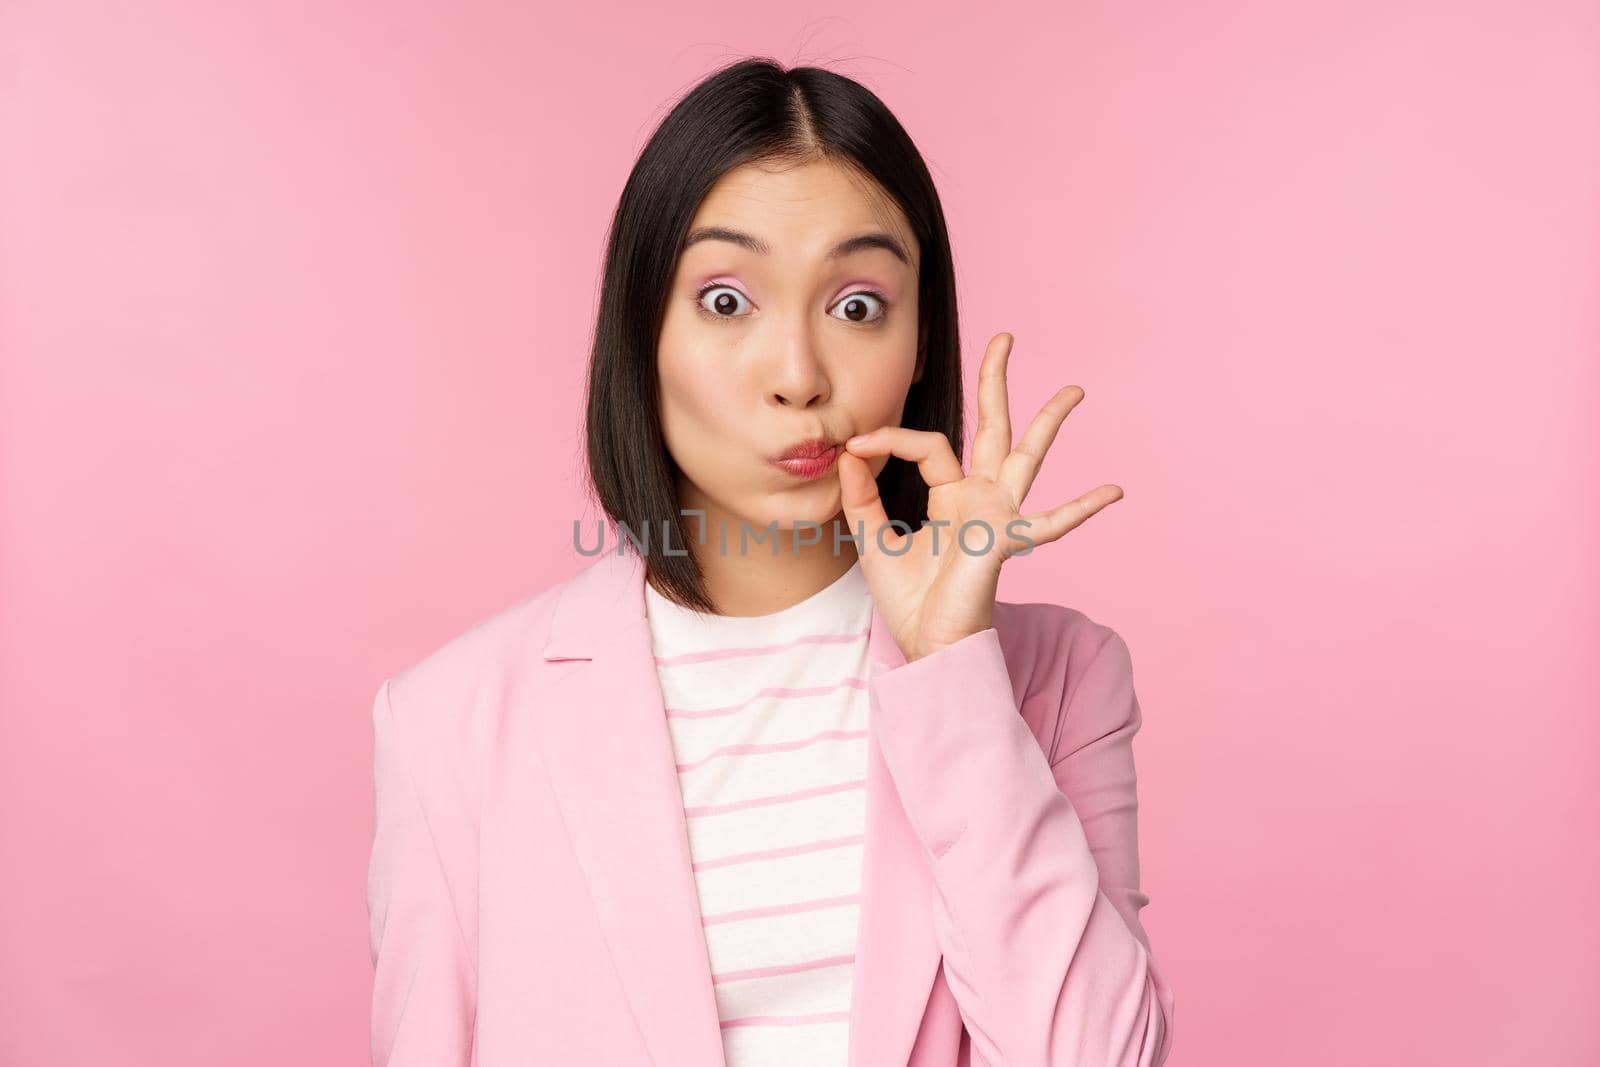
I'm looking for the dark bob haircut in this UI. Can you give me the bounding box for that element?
[583,56,965,613]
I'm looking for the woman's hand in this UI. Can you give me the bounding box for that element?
[835,332,1124,663]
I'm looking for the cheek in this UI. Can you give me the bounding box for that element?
[850,345,919,427]
[655,324,741,461]
[863,302,921,421]
[659,351,728,430]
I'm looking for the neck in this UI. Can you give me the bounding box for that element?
[659,493,861,617]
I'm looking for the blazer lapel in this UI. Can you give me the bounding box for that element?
[848,606,945,1067]
[532,549,728,1067]
[531,549,945,1067]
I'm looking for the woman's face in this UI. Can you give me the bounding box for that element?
[656,157,923,538]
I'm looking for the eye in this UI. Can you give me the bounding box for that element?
[695,283,753,320]
[830,289,889,324]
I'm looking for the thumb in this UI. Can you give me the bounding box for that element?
[836,449,892,560]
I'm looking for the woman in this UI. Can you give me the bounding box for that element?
[366,57,1176,1067]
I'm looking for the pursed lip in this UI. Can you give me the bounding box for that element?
[769,436,842,480]
[772,436,841,462]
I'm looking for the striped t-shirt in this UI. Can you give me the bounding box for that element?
[643,558,878,1067]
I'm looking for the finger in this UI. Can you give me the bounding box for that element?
[835,449,901,558]
[970,333,1014,481]
[998,384,1085,504]
[1015,484,1124,548]
[844,426,964,488]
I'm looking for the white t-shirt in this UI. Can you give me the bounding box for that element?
[644,558,878,1067]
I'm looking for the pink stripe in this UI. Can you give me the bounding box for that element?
[683,777,866,818]
[720,1011,852,1030]
[654,626,869,667]
[712,953,855,985]
[664,675,868,719]
[675,728,868,773]
[692,832,864,872]
[703,892,861,927]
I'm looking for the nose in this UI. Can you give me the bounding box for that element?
[765,322,831,410]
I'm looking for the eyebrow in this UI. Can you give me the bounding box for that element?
[681,226,913,268]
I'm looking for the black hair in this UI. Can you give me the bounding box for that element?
[583,56,964,613]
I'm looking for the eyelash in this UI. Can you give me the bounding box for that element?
[691,283,892,326]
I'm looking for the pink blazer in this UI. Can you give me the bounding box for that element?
[366,547,1176,1066]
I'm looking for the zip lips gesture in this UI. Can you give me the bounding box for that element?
[835,332,1125,663]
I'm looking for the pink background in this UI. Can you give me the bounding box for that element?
[2,2,1595,1064]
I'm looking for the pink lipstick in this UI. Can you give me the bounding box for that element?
[770,437,841,480]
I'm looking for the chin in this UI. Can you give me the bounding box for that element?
[739,483,844,531]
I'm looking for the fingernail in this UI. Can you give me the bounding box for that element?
[846,434,867,447]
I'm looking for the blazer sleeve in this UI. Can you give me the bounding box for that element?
[366,678,477,1066]
[868,622,1176,1067]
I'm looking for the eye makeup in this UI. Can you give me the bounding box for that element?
[692,280,753,323]
[686,274,896,325]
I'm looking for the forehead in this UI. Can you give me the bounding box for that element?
[685,158,919,269]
